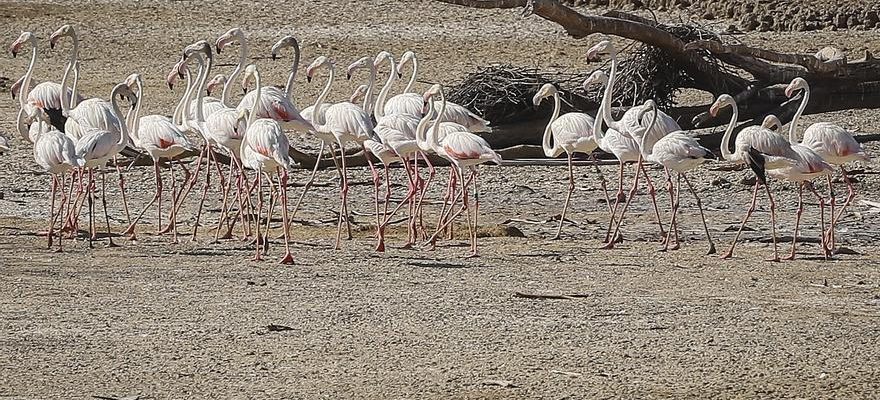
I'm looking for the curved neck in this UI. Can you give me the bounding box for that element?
[173,68,193,126]
[110,87,130,147]
[720,102,738,161]
[16,108,32,143]
[248,70,261,127]
[374,58,396,119]
[284,40,300,101]
[363,65,377,117]
[601,53,622,132]
[429,90,447,150]
[312,64,335,127]
[130,78,144,140]
[70,61,81,108]
[22,42,37,111]
[541,92,561,157]
[788,86,809,144]
[638,107,658,159]
[222,39,248,106]
[403,56,418,94]
[592,82,609,143]
[194,51,211,123]
[416,97,435,147]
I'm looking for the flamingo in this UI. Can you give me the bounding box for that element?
[23,102,84,252]
[586,40,677,247]
[633,100,716,253]
[122,73,196,242]
[710,94,800,261]
[239,64,296,264]
[308,56,374,249]
[761,114,834,260]
[532,83,598,239]
[74,82,137,248]
[784,77,870,255]
[422,84,501,257]
[383,50,423,117]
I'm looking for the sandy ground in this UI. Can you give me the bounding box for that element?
[1,1,880,398]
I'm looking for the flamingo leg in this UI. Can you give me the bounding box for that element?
[661,173,681,252]
[828,166,856,253]
[824,174,835,255]
[641,162,667,239]
[56,174,68,252]
[603,157,644,250]
[113,156,132,227]
[212,156,236,243]
[784,183,805,261]
[469,167,480,257]
[415,151,436,240]
[552,152,575,240]
[252,172,264,261]
[125,161,162,239]
[169,162,180,244]
[190,143,217,240]
[427,167,476,245]
[47,175,58,250]
[445,168,459,241]
[682,174,715,254]
[288,141,326,227]
[99,169,118,248]
[171,144,207,226]
[806,182,828,259]
[277,168,294,265]
[86,169,96,248]
[590,153,613,215]
[433,168,455,246]
[604,162,626,243]
[764,182,780,262]
[334,139,348,250]
[721,181,760,260]
[661,167,675,247]
[377,157,419,250]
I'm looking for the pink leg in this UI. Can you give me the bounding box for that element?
[189,144,217,240]
[783,183,805,261]
[721,182,760,259]
[47,175,58,250]
[99,169,118,247]
[805,183,828,259]
[603,157,644,250]
[682,174,716,254]
[124,161,162,239]
[641,163,667,239]
[334,139,348,250]
[113,155,132,227]
[277,168,294,264]
[764,183,780,262]
[552,153,575,240]
[604,162,626,243]
[253,172,264,262]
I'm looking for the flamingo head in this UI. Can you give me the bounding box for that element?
[306,56,330,83]
[9,31,35,58]
[182,40,211,68]
[422,84,443,113]
[785,77,808,98]
[236,108,249,126]
[113,82,138,107]
[123,73,141,92]
[761,115,783,131]
[586,40,616,62]
[346,56,372,80]
[350,84,369,105]
[241,64,259,94]
[582,70,608,93]
[398,51,415,77]
[166,59,187,90]
[532,83,557,107]
[709,94,735,117]
[206,74,227,96]
[49,24,75,49]
[216,27,244,54]
[271,35,298,60]
[373,51,398,79]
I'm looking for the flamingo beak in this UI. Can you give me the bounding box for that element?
[271,53,278,61]
[709,104,719,117]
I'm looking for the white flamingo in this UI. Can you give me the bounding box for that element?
[711,94,800,261]
[633,100,716,253]
[532,83,598,239]
[761,114,833,260]
[74,82,137,248]
[422,84,501,257]
[586,40,677,246]
[240,64,296,264]
[122,73,196,242]
[383,51,423,117]
[784,77,870,255]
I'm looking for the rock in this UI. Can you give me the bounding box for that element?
[835,13,849,29]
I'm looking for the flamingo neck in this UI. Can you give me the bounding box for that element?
[429,89,447,151]
[110,85,130,148]
[403,56,418,94]
[16,108,32,143]
[720,102,738,161]
[22,42,37,111]
[416,98,434,148]
[248,70,261,127]
[194,51,212,123]
[788,85,809,144]
[312,63,335,127]
[541,92,562,157]
[284,39,300,101]
[592,81,609,143]
[638,106,658,160]
[223,38,248,106]
[374,57,396,119]
[173,69,193,126]
[363,64,377,117]
[130,77,144,142]
[601,52,622,132]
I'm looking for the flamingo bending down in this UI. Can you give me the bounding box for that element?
[634,100,716,253]
[784,77,870,255]
[123,73,196,241]
[761,114,833,260]
[532,83,599,239]
[586,40,677,247]
[711,94,800,261]
[422,84,501,257]
[74,82,137,248]
[240,64,296,264]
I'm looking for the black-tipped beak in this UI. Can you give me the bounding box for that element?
[306,76,312,83]
[167,82,174,90]
[397,72,402,79]
[216,45,222,54]
[242,88,248,95]
[346,73,352,80]
[49,42,55,50]
[11,51,17,58]
[177,71,185,79]
[206,89,212,96]
[271,53,277,61]
[11,92,16,100]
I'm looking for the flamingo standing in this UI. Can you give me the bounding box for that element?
[239,64,296,264]
[383,51,423,117]
[422,84,501,257]
[74,82,137,248]
[784,77,870,254]
[586,40,678,247]
[532,83,599,239]
[122,73,196,242]
[633,100,716,253]
[761,114,833,260]
[710,94,800,261]
[308,56,374,249]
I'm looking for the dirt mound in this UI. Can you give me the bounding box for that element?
[566,0,880,32]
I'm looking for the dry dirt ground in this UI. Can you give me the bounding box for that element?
[1,1,880,399]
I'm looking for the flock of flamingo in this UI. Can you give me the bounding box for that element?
[6,26,871,263]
